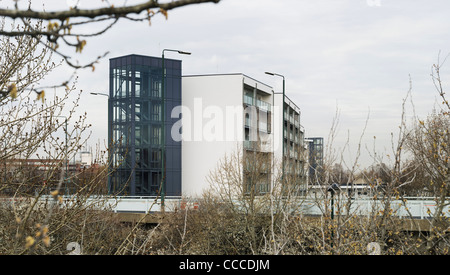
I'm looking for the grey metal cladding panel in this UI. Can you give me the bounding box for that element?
[165,123,182,146]
[165,147,173,168]
[165,77,182,100]
[174,147,182,170]
[171,78,182,98]
[165,59,173,69]
[165,171,181,196]
[166,78,173,99]
[166,59,181,69]
[173,60,181,70]
[173,78,181,97]
[113,56,125,68]
[135,55,143,65]
[109,72,114,98]
[173,67,182,77]
[142,57,150,66]
[151,58,161,68]
[165,146,182,170]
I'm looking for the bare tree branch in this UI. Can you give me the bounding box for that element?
[0,0,221,72]
[0,0,220,20]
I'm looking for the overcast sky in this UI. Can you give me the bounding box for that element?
[27,0,450,168]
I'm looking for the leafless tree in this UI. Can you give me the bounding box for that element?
[0,18,125,254]
[401,56,450,254]
[0,0,220,70]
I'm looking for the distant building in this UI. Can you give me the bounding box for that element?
[1,158,102,196]
[75,150,93,168]
[307,137,324,184]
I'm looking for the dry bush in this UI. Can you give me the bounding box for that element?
[0,18,128,255]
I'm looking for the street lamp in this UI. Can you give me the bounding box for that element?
[90,92,110,144]
[327,182,340,251]
[327,183,340,220]
[90,92,111,193]
[90,92,109,97]
[161,49,191,212]
[265,72,285,180]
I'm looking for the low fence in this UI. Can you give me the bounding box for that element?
[300,197,450,220]
[1,195,449,220]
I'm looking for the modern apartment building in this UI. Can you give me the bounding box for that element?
[180,74,275,197]
[107,54,308,198]
[108,54,182,196]
[181,73,307,197]
[307,137,324,184]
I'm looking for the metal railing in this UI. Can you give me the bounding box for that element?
[3,195,447,220]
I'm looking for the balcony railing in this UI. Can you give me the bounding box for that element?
[244,95,271,112]
[244,140,271,152]
[256,99,271,112]
[244,94,253,105]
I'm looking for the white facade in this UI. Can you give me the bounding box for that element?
[180,73,306,198]
[180,74,275,197]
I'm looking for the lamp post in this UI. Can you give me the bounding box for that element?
[327,183,340,219]
[90,92,111,193]
[327,183,340,251]
[90,92,110,147]
[265,72,285,180]
[89,93,110,140]
[90,92,109,97]
[161,49,191,212]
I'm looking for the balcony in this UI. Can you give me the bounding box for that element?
[244,140,256,151]
[256,99,271,112]
[244,94,271,113]
[244,94,254,106]
[244,140,271,153]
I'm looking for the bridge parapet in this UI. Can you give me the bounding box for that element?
[10,195,448,221]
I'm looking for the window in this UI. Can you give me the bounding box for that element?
[151,172,161,193]
[244,93,253,105]
[113,101,127,122]
[151,125,161,145]
[151,149,161,168]
[135,79,141,97]
[152,103,161,121]
[151,78,161,98]
[151,149,161,162]
[135,103,141,122]
[135,125,141,146]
